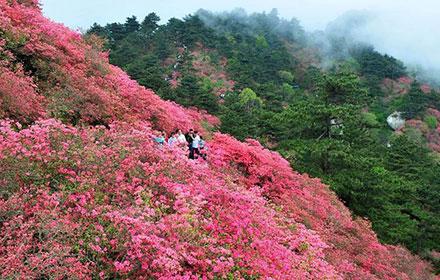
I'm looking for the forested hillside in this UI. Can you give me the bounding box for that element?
[0,0,438,278]
[87,9,440,272]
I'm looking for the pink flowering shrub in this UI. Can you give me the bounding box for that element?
[427,108,440,121]
[382,77,411,96]
[0,0,217,131]
[421,84,431,93]
[191,47,235,98]
[405,117,440,153]
[0,1,437,279]
[0,120,342,279]
[0,63,45,121]
[382,77,434,97]
[208,134,436,279]
[163,45,235,98]
[425,109,440,152]
[398,76,413,85]
[0,121,435,279]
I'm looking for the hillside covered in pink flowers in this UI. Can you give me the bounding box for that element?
[0,1,438,279]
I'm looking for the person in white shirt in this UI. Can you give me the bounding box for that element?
[177,129,187,145]
[190,131,201,159]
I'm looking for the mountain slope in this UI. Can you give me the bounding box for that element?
[0,1,437,279]
[86,9,440,270]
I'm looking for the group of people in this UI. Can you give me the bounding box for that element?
[153,129,207,160]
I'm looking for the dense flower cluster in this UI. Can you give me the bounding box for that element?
[1,120,435,279]
[0,118,436,279]
[383,76,435,96]
[0,60,45,121]
[0,119,340,279]
[0,0,218,132]
[209,134,436,279]
[0,1,437,279]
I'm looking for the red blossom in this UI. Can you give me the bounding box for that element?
[0,1,436,279]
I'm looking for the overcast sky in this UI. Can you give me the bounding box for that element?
[40,0,440,75]
[39,0,438,31]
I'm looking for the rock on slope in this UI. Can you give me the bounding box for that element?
[0,1,436,279]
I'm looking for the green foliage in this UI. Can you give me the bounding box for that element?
[399,81,430,119]
[321,71,369,105]
[404,127,426,146]
[220,92,263,140]
[174,73,220,113]
[87,23,109,39]
[351,45,407,80]
[278,70,294,83]
[386,134,431,178]
[425,115,438,130]
[270,70,440,259]
[255,34,269,49]
[362,112,379,127]
[141,12,160,33]
[382,135,440,251]
[125,54,169,91]
[281,83,295,99]
[124,16,140,33]
[238,88,262,110]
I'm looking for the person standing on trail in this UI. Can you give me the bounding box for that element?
[185,129,194,158]
[190,131,201,159]
[185,129,194,146]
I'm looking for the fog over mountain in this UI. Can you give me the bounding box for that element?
[323,9,440,82]
[41,0,440,81]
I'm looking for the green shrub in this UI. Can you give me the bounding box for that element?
[425,115,438,130]
[362,112,379,127]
